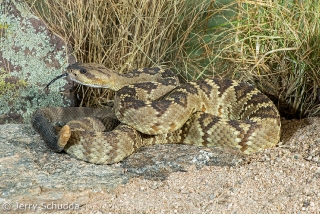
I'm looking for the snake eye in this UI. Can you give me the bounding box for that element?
[80,68,87,74]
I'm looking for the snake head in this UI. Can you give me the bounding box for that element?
[66,62,119,90]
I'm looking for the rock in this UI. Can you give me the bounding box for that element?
[0,0,76,124]
[0,124,244,212]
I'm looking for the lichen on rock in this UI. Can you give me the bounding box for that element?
[0,0,76,123]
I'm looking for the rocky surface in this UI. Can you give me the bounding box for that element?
[0,0,76,124]
[0,118,320,213]
[0,123,244,213]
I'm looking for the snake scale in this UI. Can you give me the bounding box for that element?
[32,62,281,164]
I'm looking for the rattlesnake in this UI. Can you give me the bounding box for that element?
[32,62,281,164]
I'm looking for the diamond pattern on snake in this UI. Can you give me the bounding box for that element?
[32,62,281,164]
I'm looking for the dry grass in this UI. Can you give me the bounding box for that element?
[211,0,320,118]
[26,0,320,118]
[26,0,214,106]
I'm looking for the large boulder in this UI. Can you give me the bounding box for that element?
[0,0,76,124]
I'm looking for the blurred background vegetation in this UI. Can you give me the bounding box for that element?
[26,0,320,119]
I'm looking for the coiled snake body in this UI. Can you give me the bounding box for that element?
[32,63,281,164]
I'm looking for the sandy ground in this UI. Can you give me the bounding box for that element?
[79,155,319,213]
